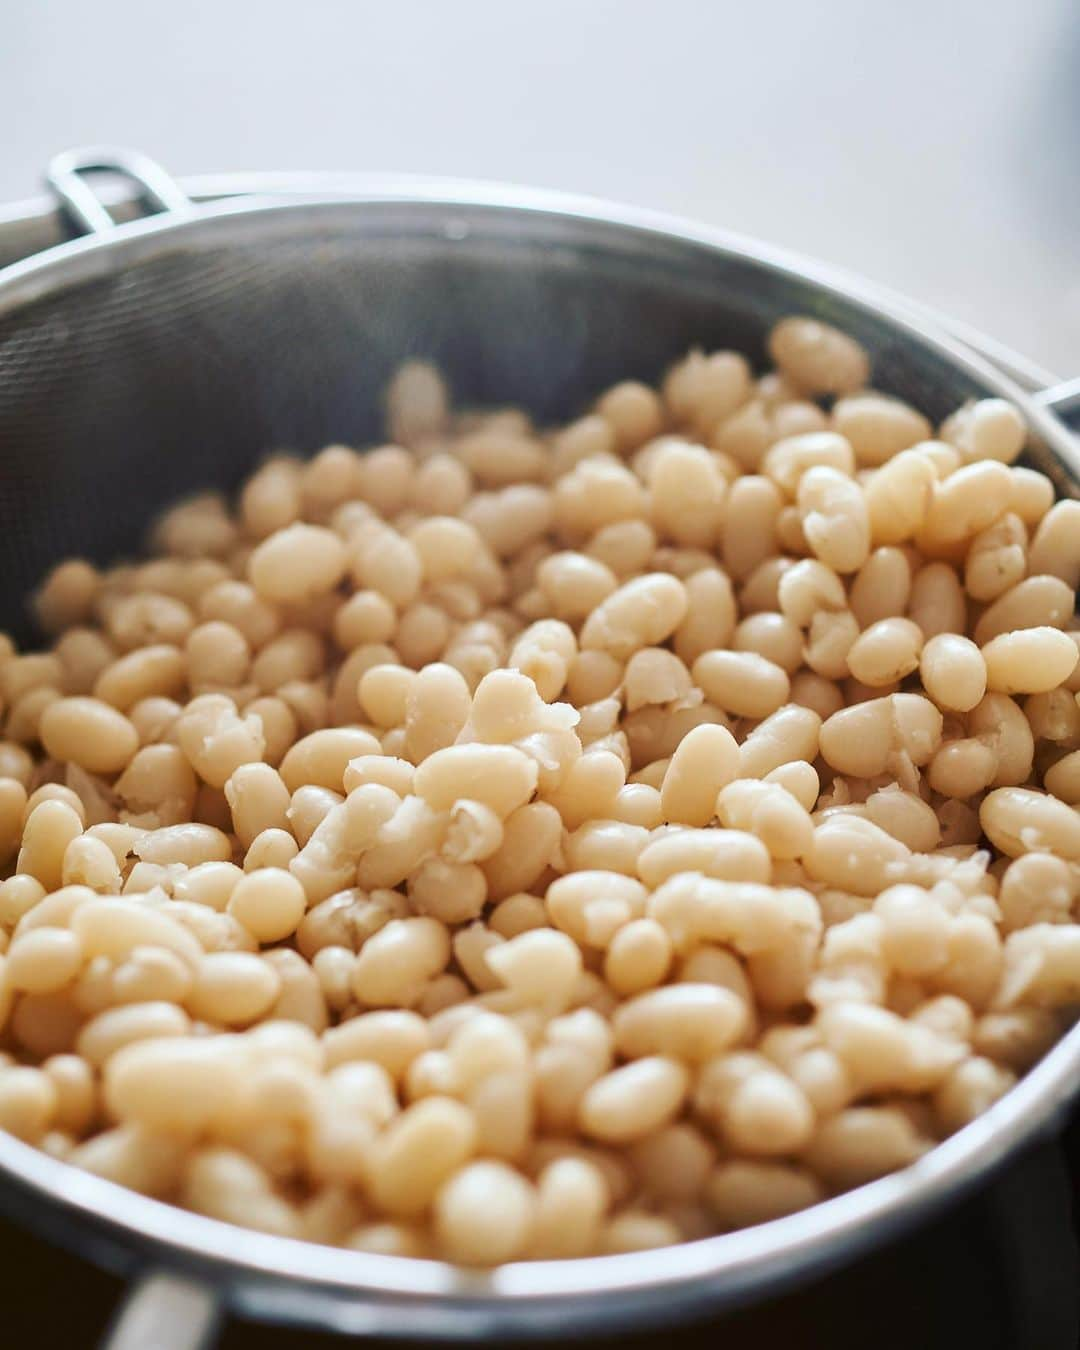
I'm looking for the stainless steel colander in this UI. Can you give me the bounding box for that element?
[0,147,1078,1350]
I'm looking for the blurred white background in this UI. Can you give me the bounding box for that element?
[3,0,1078,374]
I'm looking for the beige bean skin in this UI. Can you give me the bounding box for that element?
[16,800,84,891]
[580,574,688,659]
[789,672,843,720]
[404,664,472,762]
[692,651,790,719]
[974,575,1074,647]
[481,802,562,900]
[917,460,1012,552]
[648,441,727,547]
[187,952,282,1025]
[672,568,736,666]
[240,458,301,537]
[134,823,231,867]
[968,694,1034,788]
[663,351,752,436]
[414,745,537,818]
[1027,500,1080,588]
[849,548,912,628]
[927,738,998,798]
[973,1008,1059,1070]
[741,556,794,615]
[619,648,689,714]
[584,519,656,580]
[768,318,869,396]
[279,728,381,795]
[776,559,846,628]
[907,562,966,640]
[803,1108,927,1187]
[797,466,870,572]
[351,918,450,1008]
[0,743,33,789]
[739,705,822,779]
[943,398,1026,464]
[819,693,941,778]
[832,394,931,467]
[35,559,100,632]
[93,645,186,712]
[596,381,664,451]
[579,1057,689,1143]
[1044,751,1080,805]
[604,919,673,996]
[981,628,1078,695]
[553,458,645,544]
[764,761,820,812]
[637,829,772,888]
[707,1161,824,1229]
[563,820,649,877]
[731,613,803,674]
[6,928,83,994]
[864,449,936,545]
[76,1003,192,1067]
[696,1053,815,1156]
[228,869,307,944]
[846,619,923,687]
[722,476,783,581]
[816,1002,962,1094]
[24,782,86,829]
[806,815,911,896]
[1026,686,1080,741]
[369,1098,476,1218]
[613,985,747,1062]
[920,634,986,712]
[763,432,855,498]
[225,763,291,847]
[863,787,940,853]
[103,1037,249,1134]
[536,552,617,621]
[38,698,139,774]
[0,652,61,704]
[7,339,1080,1261]
[0,777,27,865]
[70,897,204,969]
[1007,466,1054,526]
[248,524,348,604]
[716,780,814,861]
[55,629,116,696]
[659,723,740,827]
[434,1161,537,1265]
[964,513,1027,603]
[980,788,1080,861]
[610,784,663,828]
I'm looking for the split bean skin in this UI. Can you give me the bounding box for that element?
[0,318,1075,1266]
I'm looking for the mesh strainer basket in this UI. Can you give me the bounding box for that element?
[0,147,1077,1349]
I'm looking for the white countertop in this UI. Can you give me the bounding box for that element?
[4,0,1078,378]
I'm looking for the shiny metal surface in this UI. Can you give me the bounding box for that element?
[46,146,194,237]
[4,0,1079,377]
[0,159,1078,1343]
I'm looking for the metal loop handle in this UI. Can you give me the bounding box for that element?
[100,1271,222,1350]
[1035,377,1080,425]
[46,146,192,238]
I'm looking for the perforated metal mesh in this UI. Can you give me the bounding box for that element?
[0,202,1013,640]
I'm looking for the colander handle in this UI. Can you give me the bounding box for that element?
[1035,378,1080,425]
[46,147,193,237]
[99,1270,221,1350]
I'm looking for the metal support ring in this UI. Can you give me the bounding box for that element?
[1035,376,1080,424]
[45,146,192,237]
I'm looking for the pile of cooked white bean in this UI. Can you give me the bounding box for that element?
[0,316,1078,1265]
